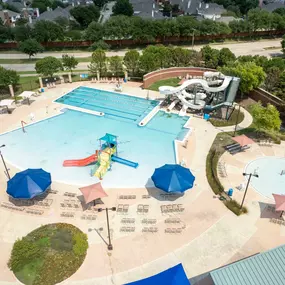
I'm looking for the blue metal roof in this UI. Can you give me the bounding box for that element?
[210,244,285,285]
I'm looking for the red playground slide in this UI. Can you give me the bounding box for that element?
[63,151,98,167]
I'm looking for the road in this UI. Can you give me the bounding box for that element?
[0,39,282,71]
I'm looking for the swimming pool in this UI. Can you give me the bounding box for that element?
[245,157,285,198]
[0,109,190,187]
[55,86,159,122]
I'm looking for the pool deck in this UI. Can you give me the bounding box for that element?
[0,82,285,285]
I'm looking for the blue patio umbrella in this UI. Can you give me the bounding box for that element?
[151,164,195,193]
[7,168,52,199]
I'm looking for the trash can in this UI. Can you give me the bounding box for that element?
[203,113,210,120]
[228,188,233,197]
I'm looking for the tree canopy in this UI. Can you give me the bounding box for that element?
[124,50,140,76]
[251,102,281,131]
[0,67,19,87]
[109,56,123,77]
[33,20,64,42]
[62,54,78,73]
[220,61,266,94]
[112,0,133,16]
[70,5,100,28]
[19,39,44,59]
[35,56,63,77]
[88,49,107,75]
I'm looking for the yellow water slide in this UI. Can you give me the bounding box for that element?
[94,146,116,179]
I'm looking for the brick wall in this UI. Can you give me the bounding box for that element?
[143,67,216,88]
[248,88,284,107]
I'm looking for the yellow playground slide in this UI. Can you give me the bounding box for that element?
[93,146,116,179]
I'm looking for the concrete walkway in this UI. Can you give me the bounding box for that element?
[0,83,284,285]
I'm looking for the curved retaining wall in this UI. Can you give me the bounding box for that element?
[143,67,216,88]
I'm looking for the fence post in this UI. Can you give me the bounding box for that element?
[8,85,15,98]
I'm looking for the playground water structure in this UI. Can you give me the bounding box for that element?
[0,99,190,187]
[159,72,240,116]
[245,157,285,199]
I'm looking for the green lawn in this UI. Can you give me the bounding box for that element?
[147,78,181,91]
[9,223,88,285]
[209,108,245,127]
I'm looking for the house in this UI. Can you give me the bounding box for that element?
[34,6,74,22]
[0,9,21,27]
[197,2,226,20]
[261,2,285,12]
[130,0,164,19]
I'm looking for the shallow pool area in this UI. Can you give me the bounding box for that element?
[245,157,285,198]
[0,108,189,188]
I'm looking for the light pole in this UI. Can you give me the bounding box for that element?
[97,206,116,250]
[0,144,10,180]
[240,172,258,209]
[233,104,241,137]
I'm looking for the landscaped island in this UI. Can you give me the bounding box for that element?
[8,223,88,285]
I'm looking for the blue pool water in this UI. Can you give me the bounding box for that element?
[245,157,285,198]
[55,86,159,123]
[0,109,189,187]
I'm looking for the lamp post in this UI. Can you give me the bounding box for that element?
[233,104,241,137]
[0,144,10,180]
[97,206,116,250]
[240,172,258,209]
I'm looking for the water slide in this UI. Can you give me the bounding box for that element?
[92,147,116,179]
[159,76,232,111]
[111,155,139,168]
[63,151,98,167]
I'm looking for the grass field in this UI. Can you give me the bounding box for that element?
[147,78,180,91]
[210,108,245,127]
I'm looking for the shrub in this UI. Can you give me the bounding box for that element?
[225,200,248,216]
[89,40,110,51]
[8,239,43,272]
[206,149,224,195]
[50,229,73,252]
[72,232,88,256]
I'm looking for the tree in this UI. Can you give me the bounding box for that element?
[62,54,78,73]
[88,49,107,75]
[104,15,132,40]
[264,67,280,92]
[201,45,220,69]
[51,0,67,9]
[251,102,281,132]
[13,25,32,42]
[35,57,63,77]
[70,5,100,28]
[93,0,107,8]
[0,26,13,43]
[112,0,133,16]
[19,39,44,59]
[218,47,236,66]
[15,18,28,26]
[124,50,140,76]
[54,16,69,30]
[0,66,19,87]
[65,30,82,41]
[220,62,266,94]
[84,21,104,41]
[139,51,160,73]
[274,7,285,16]
[109,56,123,77]
[31,0,52,13]
[33,20,64,42]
